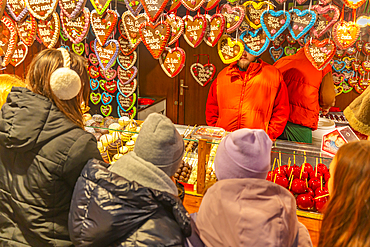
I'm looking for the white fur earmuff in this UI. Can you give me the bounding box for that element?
[50,48,81,100]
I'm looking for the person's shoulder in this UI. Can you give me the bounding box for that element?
[261,61,283,77]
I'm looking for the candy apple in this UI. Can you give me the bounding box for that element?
[317,163,329,174]
[287,164,299,177]
[306,187,315,198]
[309,171,323,180]
[266,171,274,181]
[315,196,328,213]
[275,175,289,188]
[280,165,289,174]
[315,187,329,197]
[274,167,287,177]
[291,178,308,194]
[303,163,314,174]
[324,172,330,183]
[296,194,314,210]
[308,178,321,192]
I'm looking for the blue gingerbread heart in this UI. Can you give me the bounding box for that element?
[90,78,99,91]
[240,28,270,56]
[260,10,291,41]
[101,92,113,105]
[288,9,317,40]
[342,69,355,81]
[116,92,136,112]
[60,45,70,51]
[269,47,284,62]
[332,60,346,72]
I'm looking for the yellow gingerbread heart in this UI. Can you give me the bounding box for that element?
[243,1,274,30]
[335,85,343,96]
[217,35,244,64]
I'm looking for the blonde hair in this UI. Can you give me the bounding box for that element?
[0,74,25,108]
[26,49,90,128]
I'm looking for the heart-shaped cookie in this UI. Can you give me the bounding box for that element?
[10,42,28,67]
[335,85,343,96]
[118,36,138,55]
[37,12,60,48]
[355,39,365,53]
[91,9,117,46]
[139,0,169,22]
[89,53,99,65]
[269,46,283,62]
[59,0,86,19]
[99,79,107,91]
[362,61,370,72]
[304,38,336,70]
[354,83,364,94]
[243,1,274,30]
[359,78,370,90]
[139,21,170,59]
[90,0,112,15]
[0,16,18,66]
[104,80,117,94]
[118,66,138,85]
[346,46,356,56]
[352,59,361,71]
[190,62,216,86]
[124,0,143,16]
[90,92,101,104]
[240,28,269,56]
[203,0,220,11]
[7,0,28,22]
[61,7,90,44]
[342,56,355,69]
[273,33,285,48]
[335,49,345,58]
[204,13,225,47]
[25,0,57,20]
[117,51,137,70]
[342,81,353,93]
[284,46,297,56]
[363,42,370,55]
[348,76,358,87]
[90,78,99,90]
[165,13,184,46]
[297,34,309,47]
[260,10,291,41]
[332,60,346,72]
[117,92,136,111]
[102,68,117,80]
[311,5,339,38]
[89,66,100,78]
[118,78,137,97]
[101,92,113,105]
[159,46,185,78]
[332,72,345,85]
[221,4,245,33]
[100,105,112,116]
[117,106,136,118]
[342,69,355,81]
[72,43,85,55]
[333,21,360,50]
[343,0,366,9]
[122,11,148,47]
[218,35,244,64]
[181,0,205,11]
[183,14,207,48]
[17,15,37,46]
[94,39,119,71]
[288,9,317,40]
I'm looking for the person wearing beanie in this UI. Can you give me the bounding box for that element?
[188,129,312,247]
[343,86,370,138]
[68,113,191,247]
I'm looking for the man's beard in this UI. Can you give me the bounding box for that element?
[237,59,250,70]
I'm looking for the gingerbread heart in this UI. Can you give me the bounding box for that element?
[61,7,90,44]
[311,5,339,38]
[117,51,137,70]
[7,0,28,22]
[297,34,308,47]
[117,106,136,118]
[335,85,343,96]
[269,46,283,62]
[10,42,28,67]
[91,9,117,46]
[181,0,205,12]
[118,66,137,85]
[104,80,117,94]
[335,49,345,58]
[118,36,138,55]
[100,105,112,116]
[261,10,291,41]
[359,78,370,90]
[101,92,113,105]
[346,46,356,56]
[25,0,57,20]
[221,4,244,33]
[190,63,216,87]
[89,66,100,78]
[286,33,296,44]
[362,60,370,72]
[354,83,364,94]
[342,81,353,93]
[139,0,169,23]
[348,77,358,87]
[118,78,137,97]
[89,53,99,65]
[342,56,355,69]
[122,11,148,47]
[218,35,244,64]
[183,14,207,48]
[288,9,316,40]
[333,21,360,50]
[37,13,60,48]
[284,46,297,56]
[332,60,346,72]
[165,14,184,46]
[159,46,185,78]
[90,92,101,104]
[94,39,119,71]
[352,59,361,71]
[343,0,366,9]
[99,79,107,91]
[304,38,336,70]
[90,0,112,15]
[124,0,143,16]
[342,69,355,81]
[204,13,225,47]
[355,40,364,53]
[203,0,220,11]
[0,16,17,66]
[363,42,370,55]
[273,34,285,48]
[139,21,170,59]
[332,72,344,85]
[59,0,86,19]
[117,92,136,111]
[72,43,84,55]
[240,28,269,56]
[243,1,274,30]
[102,68,117,80]
[16,15,36,47]
[90,78,99,90]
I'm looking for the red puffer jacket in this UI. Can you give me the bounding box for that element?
[206,59,289,140]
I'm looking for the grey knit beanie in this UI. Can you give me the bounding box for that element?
[134,113,184,176]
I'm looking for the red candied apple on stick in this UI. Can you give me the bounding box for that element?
[291,178,308,194]
[317,163,329,174]
[315,196,328,213]
[266,171,274,181]
[308,177,321,192]
[306,187,315,198]
[296,194,315,210]
[275,175,289,188]
[303,163,314,174]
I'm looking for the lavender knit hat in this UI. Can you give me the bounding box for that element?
[214,128,273,180]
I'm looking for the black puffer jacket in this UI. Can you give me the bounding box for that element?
[69,159,192,247]
[0,87,102,246]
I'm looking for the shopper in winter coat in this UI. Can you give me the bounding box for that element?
[69,113,192,247]
[274,49,336,143]
[0,48,102,246]
[205,50,290,140]
[194,128,313,247]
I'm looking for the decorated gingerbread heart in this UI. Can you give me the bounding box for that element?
[89,53,99,65]
[124,0,143,16]
[241,28,269,56]
[37,12,60,48]
[221,4,245,33]
[139,0,169,23]
[342,81,353,93]
[118,36,138,55]
[348,76,359,87]
[335,85,343,96]
[342,56,355,69]
[10,41,28,67]
[304,38,336,70]
[159,46,185,78]
[7,0,28,22]
[59,0,86,19]
[352,59,361,71]
[118,106,136,118]
[72,43,84,55]
[100,105,112,116]
[139,21,170,59]
[273,34,285,48]
[359,78,370,90]
[332,72,345,85]
[243,1,274,30]
[89,66,100,78]
[94,39,119,71]
[181,0,204,11]
[90,78,99,90]
[25,0,58,20]
[102,68,117,80]
[260,10,291,41]
[90,92,101,104]
[117,92,136,112]
[363,42,370,55]
[0,16,17,66]
[354,83,364,94]
[332,60,346,72]
[333,21,360,50]
[101,92,113,105]
[269,46,283,62]
[165,14,184,46]
[311,5,339,38]
[355,40,365,53]
[118,78,137,97]
[288,9,316,40]
[190,62,216,87]
[90,0,112,15]
[117,51,137,70]
[16,15,36,47]
[342,69,355,81]
[183,14,207,48]
[346,46,356,56]
[117,66,138,84]
[284,46,297,56]
[61,7,90,44]
[122,11,148,47]
[104,80,117,94]
[91,9,117,46]
[362,61,370,72]
[218,35,244,64]
[204,13,225,47]
[335,49,345,58]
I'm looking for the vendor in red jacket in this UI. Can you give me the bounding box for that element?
[274,49,336,143]
[205,50,290,140]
